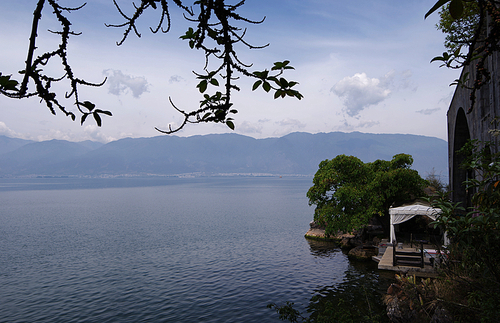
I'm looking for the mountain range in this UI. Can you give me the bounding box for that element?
[0,132,448,179]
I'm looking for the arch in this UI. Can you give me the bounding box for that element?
[452,108,471,207]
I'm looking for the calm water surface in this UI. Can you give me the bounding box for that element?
[0,177,392,322]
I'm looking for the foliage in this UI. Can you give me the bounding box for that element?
[307,154,427,236]
[429,139,500,321]
[268,262,390,323]
[436,1,481,54]
[427,0,500,113]
[425,168,449,194]
[0,0,302,132]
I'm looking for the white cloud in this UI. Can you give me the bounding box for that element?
[103,69,149,98]
[358,120,381,128]
[36,130,73,142]
[275,118,306,128]
[271,118,306,137]
[335,119,380,132]
[83,125,117,143]
[236,121,262,135]
[331,72,391,117]
[169,75,185,83]
[0,121,23,139]
[416,108,441,115]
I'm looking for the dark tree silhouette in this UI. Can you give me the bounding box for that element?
[0,0,302,132]
[427,0,500,113]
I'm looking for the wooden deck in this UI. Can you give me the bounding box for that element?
[376,245,438,277]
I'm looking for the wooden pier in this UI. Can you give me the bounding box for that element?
[376,245,438,277]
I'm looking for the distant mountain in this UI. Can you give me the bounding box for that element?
[0,132,448,180]
[0,139,98,175]
[0,136,34,155]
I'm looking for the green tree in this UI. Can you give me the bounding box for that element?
[427,0,500,113]
[0,0,302,132]
[436,1,481,54]
[307,154,427,236]
[419,139,500,321]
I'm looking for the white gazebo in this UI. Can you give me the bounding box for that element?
[389,201,447,245]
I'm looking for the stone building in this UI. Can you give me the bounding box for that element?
[447,52,500,206]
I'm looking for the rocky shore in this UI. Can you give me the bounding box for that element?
[304,221,383,260]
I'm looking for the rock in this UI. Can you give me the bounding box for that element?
[347,245,379,261]
[340,237,351,248]
[309,221,324,229]
[385,296,416,323]
[430,307,453,323]
[304,228,327,239]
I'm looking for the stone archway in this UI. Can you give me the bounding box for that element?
[451,108,471,207]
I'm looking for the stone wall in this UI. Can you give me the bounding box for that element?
[447,51,500,205]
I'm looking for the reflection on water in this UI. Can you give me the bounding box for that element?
[297,239,393,322]
[1,177,395,322]
[305,239,341,258]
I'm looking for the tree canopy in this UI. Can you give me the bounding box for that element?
[1,1,496,133]
[0,0,302,133]
[307,154,427,236]
[428,0,500,113]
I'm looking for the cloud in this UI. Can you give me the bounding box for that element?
[335,119,380,132]
[331,72,391,117]
[32,126,116,143]
[358,120,380,128]
[237,121,262,134]
[399,70,416,90]
[275,118,306,128]
[103,70,149,98]
[416,108,441,115]
[271,118,306,137]
[83,125,117,143]
[36,130,73,142]
[169,75,185,83]
[0,121,23,138]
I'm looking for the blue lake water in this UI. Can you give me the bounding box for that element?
[0,177,392,322]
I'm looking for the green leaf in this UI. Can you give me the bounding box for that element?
[253,70,269,79]
[430,54,447,63]
[93,112,102,127]
[80,113,88,125]
[449,0,464,20]
[252,80,262,91]
[262,82,271,92]
[210,78,219,86]
[180,27,195,40]
[425,0,451,19]
[95,109,113,116]
[271,62,282,71]
[78,101,95,112]
[197,80,208,93]
[226,120,235,130]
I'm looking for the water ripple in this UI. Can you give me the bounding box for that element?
[0,178,388,322]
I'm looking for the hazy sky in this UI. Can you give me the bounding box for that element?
[0,0,459,143]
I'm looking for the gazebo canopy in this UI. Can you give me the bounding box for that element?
[389,201,442,244]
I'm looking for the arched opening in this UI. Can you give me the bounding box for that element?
[452,108,471,208]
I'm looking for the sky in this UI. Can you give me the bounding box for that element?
[0,0,460,143]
